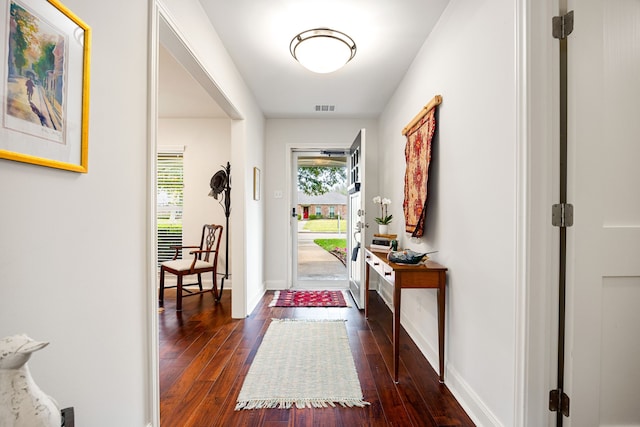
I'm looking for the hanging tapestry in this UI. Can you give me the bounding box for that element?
[403,107,437,237]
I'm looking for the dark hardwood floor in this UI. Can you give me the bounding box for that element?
[159,289,475,427]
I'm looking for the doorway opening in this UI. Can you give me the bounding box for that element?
[152,8,245,424]
[291,150,349,289]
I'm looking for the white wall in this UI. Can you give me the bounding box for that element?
[0,0,267,425]
[0,0,150,425]
[158,0,266,317]
[264,119,379,289]
[378,0,518,425]
[159,118,232,280]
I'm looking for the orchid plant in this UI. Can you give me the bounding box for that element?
[373,196,393,225]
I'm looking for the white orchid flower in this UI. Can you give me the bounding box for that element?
[374,196,393,224]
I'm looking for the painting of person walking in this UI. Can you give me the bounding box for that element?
[25,77,34,100]
[4,0,66,143]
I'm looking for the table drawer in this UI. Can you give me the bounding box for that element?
[367,254,395,284]
[381,265,395,283]
[367,255,383,273]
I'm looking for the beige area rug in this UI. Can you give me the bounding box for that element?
[235,319,369,410]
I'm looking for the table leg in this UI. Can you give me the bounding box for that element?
[365,263,370,318]
[437,273,446,383]
[393,277,402,383]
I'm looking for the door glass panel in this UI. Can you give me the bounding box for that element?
[293,151,348,287]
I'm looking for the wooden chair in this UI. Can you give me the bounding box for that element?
[159,224,223,311]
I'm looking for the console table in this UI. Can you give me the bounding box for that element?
[364,247,448,383]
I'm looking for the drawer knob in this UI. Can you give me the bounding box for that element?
[384,271,392,276]
[374,262,380,266]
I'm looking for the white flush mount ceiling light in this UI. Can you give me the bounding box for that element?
[290,28,356,74]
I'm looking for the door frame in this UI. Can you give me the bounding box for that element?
[290,149,349,289]
[148,2,244,425]
[145,1,555,425]
[285,143,350,290]
[522,0,563,425]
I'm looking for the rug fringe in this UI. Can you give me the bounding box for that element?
[235,398,370,411]
[268,291,281,307]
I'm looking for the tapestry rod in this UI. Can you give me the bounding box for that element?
[401,95,443,135]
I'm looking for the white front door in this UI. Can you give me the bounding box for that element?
[565,0,640,425]
[347,129,366,308]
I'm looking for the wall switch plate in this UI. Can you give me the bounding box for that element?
[274,191,283,199]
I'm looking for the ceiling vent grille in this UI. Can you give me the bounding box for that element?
[315,105,336,112]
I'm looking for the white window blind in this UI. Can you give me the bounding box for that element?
[157,152,184,265]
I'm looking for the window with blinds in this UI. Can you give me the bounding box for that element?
[157,152,184,265]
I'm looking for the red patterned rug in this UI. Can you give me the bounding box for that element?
[269,290,350,307]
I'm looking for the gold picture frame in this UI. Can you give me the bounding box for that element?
[1,0,91,172]
[253,167,260,201]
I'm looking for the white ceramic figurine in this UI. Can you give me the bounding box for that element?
[0,334,61,427]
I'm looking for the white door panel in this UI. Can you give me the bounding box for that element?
[347,129,366,308]
[566,0,640,425]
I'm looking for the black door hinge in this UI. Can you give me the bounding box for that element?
[552,11,575,39]
[552,203,574,227]
[549,389,570,417]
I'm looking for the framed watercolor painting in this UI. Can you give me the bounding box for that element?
[1,0,90,172]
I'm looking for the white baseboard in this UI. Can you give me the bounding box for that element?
[374,286,501,427]
[217,277,232,291]
[264,280,350,291]
[265,280,287,290]
[445,364,503,427]
[246,283,267,315]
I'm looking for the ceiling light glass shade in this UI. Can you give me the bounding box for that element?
[290,28,356,74]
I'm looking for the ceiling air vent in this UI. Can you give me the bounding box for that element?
[315,105,336,112]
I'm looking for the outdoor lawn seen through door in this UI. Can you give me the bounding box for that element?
[293,151,348,288]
